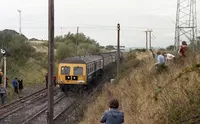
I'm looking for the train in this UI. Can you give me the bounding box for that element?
[57,51,123,93]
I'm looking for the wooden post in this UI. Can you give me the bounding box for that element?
[3,56,6,88]
[47,0,54,123]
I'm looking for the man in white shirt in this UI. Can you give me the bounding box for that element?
[164,53,175,61]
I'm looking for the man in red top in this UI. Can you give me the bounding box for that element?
[178,41,187,57]
[53,74,56,86]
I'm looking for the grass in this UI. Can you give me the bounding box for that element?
[80,51,200,124]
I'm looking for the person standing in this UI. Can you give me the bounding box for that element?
[100,99,124,124]
[18,78,23,93]
[12,78,18,94]
[178,41,188,57]
[0,83,6,105]
[0,70,3,85]
[45,73,48,88]
[53,74,56,86]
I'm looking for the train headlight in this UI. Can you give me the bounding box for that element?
[60,80,63,83]
[77,80,84,83]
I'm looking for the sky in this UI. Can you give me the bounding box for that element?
[0,0,200,48]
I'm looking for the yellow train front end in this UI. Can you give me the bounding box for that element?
[58,63,87,85]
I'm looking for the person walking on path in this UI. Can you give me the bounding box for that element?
[45,73,48,88]
[0,83,6,105]
[12,78,18,94]
[18,78,23,93]
[100,98,124,124]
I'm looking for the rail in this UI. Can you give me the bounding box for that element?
[53,72,114,123]
[22,93,66,124]
[0,88,46,110]
[0,87,59,120]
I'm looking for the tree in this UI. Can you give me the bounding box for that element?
[56,43,74,60]
[105,45,115,50]
[55,32,101,59]
[166,45,176,51]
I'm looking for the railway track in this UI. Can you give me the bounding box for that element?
[21,92,74,124]
[0,88,47,120]
[20,67,115,124]
[0,87,60,124]
[0,63,117,124]
[53,70,116,123]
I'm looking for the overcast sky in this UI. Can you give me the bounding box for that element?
[0,0,199,48]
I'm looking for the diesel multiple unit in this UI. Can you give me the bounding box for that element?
[57,51,123,92]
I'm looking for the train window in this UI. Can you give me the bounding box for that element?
[90,64,92,72]
[74,67,83,75]
[61,66,70,75]
[88,64,90,73]
[92,63,94,71]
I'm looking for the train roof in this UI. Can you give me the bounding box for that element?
[59,55,102,64]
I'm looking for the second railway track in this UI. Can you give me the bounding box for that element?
[53,70,116,124]
[0,88,47,119]
[0,87,60,124]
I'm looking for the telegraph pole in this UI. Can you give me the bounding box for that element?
[75,27,79,56]
[149,30,153,49]
[174,0,197,51]
[3,56,6,89]
[117,23,120,79]
[1,49,7,89]
[47,0,54,123]
[145,31,148,50]
[17,10,21,35]
[60,27,63,36]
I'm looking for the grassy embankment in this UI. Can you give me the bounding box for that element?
[80,50,200,124]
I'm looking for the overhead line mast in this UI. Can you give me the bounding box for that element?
[174,0,198,50]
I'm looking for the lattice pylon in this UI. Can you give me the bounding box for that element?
[174,0,197,50]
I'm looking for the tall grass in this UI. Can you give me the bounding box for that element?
[80,51,200,124]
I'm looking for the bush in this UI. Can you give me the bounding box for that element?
[56,43,75,60]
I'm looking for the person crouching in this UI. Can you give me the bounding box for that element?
[155,51,167,73]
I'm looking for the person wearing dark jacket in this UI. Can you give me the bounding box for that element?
[45,73,48,88]
[100,99,124,124]
[0,83,6,104]
[18,78,23,92]
[12,78,18,94]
